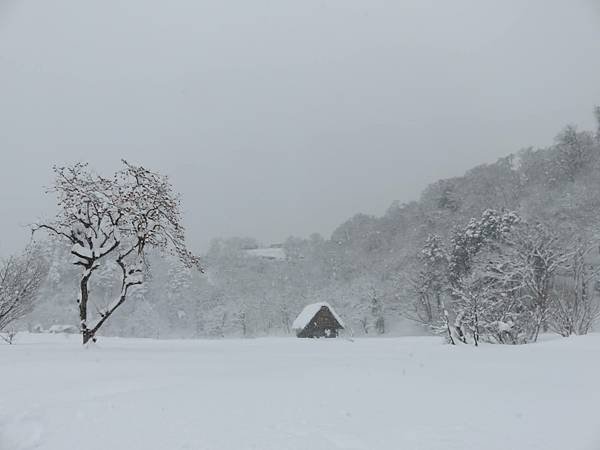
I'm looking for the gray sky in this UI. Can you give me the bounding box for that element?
[1,0,599,255]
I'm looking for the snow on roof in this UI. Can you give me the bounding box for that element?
[245,247,286,260]
[292,302,345,330]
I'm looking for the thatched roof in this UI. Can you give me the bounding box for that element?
[292,302,344,330]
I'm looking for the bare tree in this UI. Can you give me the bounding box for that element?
[403,272,455,344]
[451,247,532,345]
[550,240,600,336]
[0,246,47,342]
[463,222,571,343]
[507,224,571,341]
[402,235,457,343]
[35,161,202,344]
[451,278,485,346]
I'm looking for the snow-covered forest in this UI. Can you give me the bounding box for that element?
[4,111,599,343]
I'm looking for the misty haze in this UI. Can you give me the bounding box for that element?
[1,1,600,449]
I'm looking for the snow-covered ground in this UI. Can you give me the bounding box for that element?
[1,333,599,450]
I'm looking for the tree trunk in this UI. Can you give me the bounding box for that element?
[79,269,94,345]
[441,300,455,345]
[82,328,95,345]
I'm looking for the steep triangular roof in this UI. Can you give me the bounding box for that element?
[292,302,345,331]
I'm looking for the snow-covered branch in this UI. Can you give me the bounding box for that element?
[0,246,48,334]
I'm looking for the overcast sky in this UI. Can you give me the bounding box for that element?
[1,0,599,255]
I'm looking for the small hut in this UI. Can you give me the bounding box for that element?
[292,302,344,338]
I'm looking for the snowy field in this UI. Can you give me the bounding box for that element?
[1,334,600,450]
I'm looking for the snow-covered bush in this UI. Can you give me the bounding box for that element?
[0,246,47,342]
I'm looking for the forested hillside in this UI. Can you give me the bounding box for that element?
[24,110,600,340]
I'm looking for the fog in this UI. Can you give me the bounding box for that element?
[1,0,599,255]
